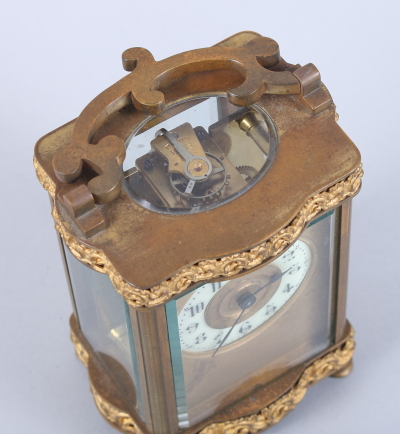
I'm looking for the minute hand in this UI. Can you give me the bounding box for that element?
[252,268,291,297]
[212,309,245,357]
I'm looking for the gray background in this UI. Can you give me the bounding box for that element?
[1,0,399,433]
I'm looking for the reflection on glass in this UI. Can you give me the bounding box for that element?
[124,96,277,213]
[165,210,336,426]
[64,246,143,418]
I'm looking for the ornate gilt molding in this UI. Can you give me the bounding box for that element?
[33,157,56,198]
[35,155,363,308]
[91,384,141,434]
[71,323,355,434]
[70,328,89,368]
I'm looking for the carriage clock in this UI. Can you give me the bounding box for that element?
[34,31,363,434]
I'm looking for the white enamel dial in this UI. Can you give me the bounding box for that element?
[178,240,311,352]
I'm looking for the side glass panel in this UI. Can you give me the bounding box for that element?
[165,210,336,427]
[64,246,144,419]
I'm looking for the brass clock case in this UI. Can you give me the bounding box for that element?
[34,31,363,434]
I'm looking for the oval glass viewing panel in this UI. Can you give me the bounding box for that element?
[123,95,278,214]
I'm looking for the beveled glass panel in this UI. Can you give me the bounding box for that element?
[165,210,336,427]
[63,246,144,419]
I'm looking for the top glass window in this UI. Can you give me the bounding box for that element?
[123,95,278,214]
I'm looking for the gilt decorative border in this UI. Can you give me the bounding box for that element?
[70,328,89,367]
[70,324,355,434]
[91,384,140,434]
[34,157,363,308]
[34,157,56,198]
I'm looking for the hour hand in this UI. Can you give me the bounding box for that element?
[252,267,291,296]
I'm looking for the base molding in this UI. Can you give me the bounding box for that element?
[90,383,140,433]
[70,316,355,434]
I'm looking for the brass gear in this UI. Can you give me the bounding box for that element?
[236,165,257,182]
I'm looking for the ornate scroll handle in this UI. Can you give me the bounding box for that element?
[121,36,300,113]
[52,36,301,205]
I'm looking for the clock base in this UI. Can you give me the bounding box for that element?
[69,315,355,434]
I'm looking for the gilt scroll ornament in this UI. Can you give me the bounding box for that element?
[70,329,89,368]
[91,385,139,434]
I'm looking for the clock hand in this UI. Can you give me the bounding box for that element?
[212,309,245,357]
[212,267,291,357]
[252,267,292,296]
[212,290,259,357]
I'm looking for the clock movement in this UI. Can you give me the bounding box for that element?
[34,31,363,433]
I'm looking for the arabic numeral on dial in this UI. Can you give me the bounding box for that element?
[214,332,223,345]
[283,250,296,262]
[195,333,207,344]
[186,323,199,334]
[289,264,301,275]
[185,302,205,317]
[211,282,222,293]
[239,322,252,334]
[283,283,294,293]
[266,304,277,315]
